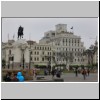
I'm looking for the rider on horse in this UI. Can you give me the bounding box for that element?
[18,26,24,39]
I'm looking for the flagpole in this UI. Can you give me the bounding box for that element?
[72,26,74,33]
[13,34,15,40]
[70,26,74,33]
[8,33,9,42]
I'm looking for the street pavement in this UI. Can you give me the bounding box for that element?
[25,73,98,82]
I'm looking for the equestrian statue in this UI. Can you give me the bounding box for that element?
[17,26,24,39]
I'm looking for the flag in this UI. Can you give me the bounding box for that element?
[71,26,73,29]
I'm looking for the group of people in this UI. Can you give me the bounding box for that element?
[75,67,90,80]
[43,68,62,78]
[3,72,25,82]
[51,68,62,78]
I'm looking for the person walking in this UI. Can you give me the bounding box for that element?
[51,68,55,78]
[82,68,86,80]
[87,68,90,76]
[56,69,61,78]
[33,68,37,80]
[75,67,78,77]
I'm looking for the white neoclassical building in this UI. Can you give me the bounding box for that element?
[39,24,87,66]
[2,24,89,70]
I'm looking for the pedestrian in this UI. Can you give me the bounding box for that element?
[56,69,61,78]
[87,68,90,76]
[33,68,37,80]
[3,72,11,82]
[75,67,78,77]
[11,73,19,82]
[82,69,86,80]
[48,69,51,75]
[51,69,55,78]
[17,72,24,82]
[44,68,48,76]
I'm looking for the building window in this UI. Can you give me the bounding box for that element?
[72,39,73,43]
[48,47,49,50]
[50,52,51,55]
[9,50,11,55]
[75,59,76,62]
[75,40,76,43]
[78,40,79,43]
[45,47,46,50]
[34,57,36,61]
[37,47,39,50]
[31,57,32,61]
[69,39,70,43]
[42,51,44,55]
[48,52,49,55]
[78,44,79,46]
[37,57,39,61]
[42,47,44,50]
[72,48,73,51]
[63,39,64,42]
[42,58,44,61]
[34,51,36,55]
[35,46,36,49]
[78,49,79,51]
[30,51,32,55]
[40,47,41,50]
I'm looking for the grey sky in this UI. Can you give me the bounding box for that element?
[2,18,98,49]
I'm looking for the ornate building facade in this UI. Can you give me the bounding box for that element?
[2,24,93,70]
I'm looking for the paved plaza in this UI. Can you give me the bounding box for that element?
[26,73,98,82]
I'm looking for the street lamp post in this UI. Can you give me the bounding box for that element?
[22,51,25,69]
[29,43,32,70]
[29,50,31,69]
[11,55,14,69]
[21,45,26,70]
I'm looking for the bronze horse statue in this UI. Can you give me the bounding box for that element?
[18,26,24,39]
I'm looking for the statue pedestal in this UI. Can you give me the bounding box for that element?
[12,39,28,47]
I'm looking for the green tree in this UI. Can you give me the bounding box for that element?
[2,59,6,67]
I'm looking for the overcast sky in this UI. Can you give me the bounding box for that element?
[2,18,98,49]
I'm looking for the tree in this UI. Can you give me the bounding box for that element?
[57,51,74,69]
[83,49,94,65]
[2,59,6,68]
